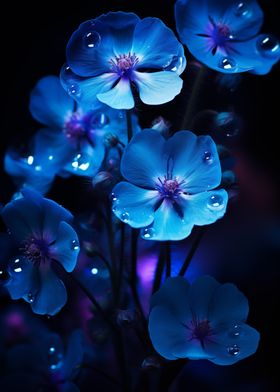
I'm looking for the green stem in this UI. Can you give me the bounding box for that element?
[179,227,206,276]
[126,110,133,142]
[181,65,207,129]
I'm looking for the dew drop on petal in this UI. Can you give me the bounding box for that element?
[120,212,129,222]
[10,257,25,273]
[207,194,224,209]
[48,346,64,370]
[229,324,242,338]
[27,293,35,303]
[234,2,251,17]
[71,153,90,172]
[71,239,80,251]
[93,113,109,127]
[84,31,101,48]
[256,34,280,58]
[227,344,240,356]
[111,192,118,202]
[203,151,213,164]
[91,267,98,275]
[142,227,155,239]
[219,57,236,71]
[67,84,81,98]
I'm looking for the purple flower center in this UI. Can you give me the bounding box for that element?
[191,319,212,342]
[212,24,232,48]
[109,53,139,77]
[156,177,183,199]
[197,17,233,55]
[22,237,50,264]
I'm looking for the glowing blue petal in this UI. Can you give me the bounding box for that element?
[111,182,158,228]
[134,71,183,105]
[205,323,260,365]
[30,263,67,316]
[29,76,74,128]
[149,306,192,360]
[121,129,166,188]
[60,65,118,110]
[142,199,193,241]
[62,330,85,379]
[132,17,185,73]
[188,275,220,320]
[66,12,139,77]
[208,282,249,327]
[151,277,192,324]
[97,78,134,109]
[49,222,79,272]
[165,131,221,192]
[6,257,39,299]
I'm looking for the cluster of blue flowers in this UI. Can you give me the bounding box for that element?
[0,0,278,390]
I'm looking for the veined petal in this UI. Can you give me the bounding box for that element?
[142,198,193,241]
[60,65,119,110]
[30,263,67,316]
[164,131,222,193]
[134,71,183,105]
[29,76,74,128]
[66,12,139,77]
[205,322,260,365]
[49,222,79,272]
[132,17,185,72]
[97,78,134,109]
[111,182,158,228]
[121,129,166,188]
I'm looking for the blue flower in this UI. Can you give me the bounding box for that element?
[29,75,140,178]
[61,12,186,110]
[1,189,80,315]
[111,130,228,241]
[148,276,260,365]
[175,0,280,74]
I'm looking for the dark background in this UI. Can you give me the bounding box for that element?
[1,1,280,391]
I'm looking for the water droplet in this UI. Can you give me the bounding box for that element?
[71,153,90,172]
[227,344,240,356]
[91,267,98,275]
[9,257,25,273]
[118,111,125,119]
[164,55,185,74]
[26,155,34,165]
[229,324,242,338]
[48,346,64,370]
[207,194,224,209]
[27,293,35,303]
[142,227,155,239]
[0,269,9,281]
[67,84,81,98]
[71,239,80,251]
[111,192,117,202]
[84,31,101,48]
[120,212,129,223]
[219,57,236,71]
[93,113,109,127]
[235,2,251,17]
[256,34,280,58]
[203,151,213,164]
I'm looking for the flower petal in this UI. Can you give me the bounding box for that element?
[29,76,74,128]
[164,131,222,192]
[66,12,139,77]
[6,257,39,299]
[60,65,119,110]
[111,182,158,228]
[97,78,134,109]
[62,330,85,379]
[134,71,183,105]
[121,129,166,188]
[205,322,260,365]
[150,277,192,324]
[30,263,67,316]
[49,222,79,272]
[142,198,193,241]
[208,282,249,327]
[149,306,207,360]
[132,17,185,73]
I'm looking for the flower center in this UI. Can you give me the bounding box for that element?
[192,319,212,342]
[22,237,50,264]
[212,24,232,47]
[64,112,87,141]
[109,53,139,77]
[156,176,183,199]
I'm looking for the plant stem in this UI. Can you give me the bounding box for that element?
[152,243,166,293]
[179,227,206,276]
[181,65,207,129]
[165,241,171,278]
[130,228,145,320]
[126,110,133,142]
